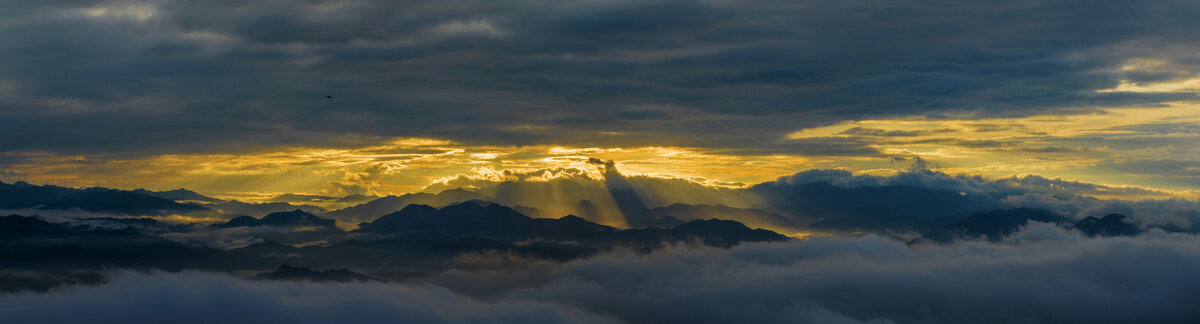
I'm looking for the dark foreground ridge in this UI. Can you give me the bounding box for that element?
[0,202,789,292]
[358,202,788,247]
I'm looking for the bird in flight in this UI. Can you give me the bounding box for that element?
[325,96,333,99]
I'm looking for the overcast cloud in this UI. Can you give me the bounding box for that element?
[1,0,1199,156]
[5,226,1200,323]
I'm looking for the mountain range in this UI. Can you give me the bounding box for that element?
[0,181,209,215]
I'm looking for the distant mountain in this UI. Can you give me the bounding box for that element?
[0,215,68,236]
[335,194,378,204]
[72,216,197,234]
[0,181,210,215]
[130,188,223,203]
[357,202,788,246]
[357,203,616,240]
[222,218,785,277]
[617,219,789,248]
[325,188,487,223]
[200,200,325,217]
[0,215,210,271]
[80,217,161,226]
[910,209,1152,245]
[910,208,1068,244]
[634,203,803,233]
[212,210,338,229]
[253,265,373,282]
[748,181,991,233]
[1,200,788,290]
[48,190,210,214]
[1073,214,1141,237]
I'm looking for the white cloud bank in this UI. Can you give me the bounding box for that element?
[5,226,1200,323]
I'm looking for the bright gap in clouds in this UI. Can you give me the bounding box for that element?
[3,103,1198,200]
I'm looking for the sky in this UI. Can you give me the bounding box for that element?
[1,0,1198,199]
[7,2,1200,322]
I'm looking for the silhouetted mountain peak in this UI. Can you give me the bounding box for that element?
[261,209,307,222]
[357,202,785,248]
[222,216,259,227]
[131,188,222,203]
[0,215,66,236]
[0,181,211,215]
[264,210,335,227]
[439,188,477,197]
[558,215,589,223]
[442,201,488,213]
[391,204,438,219]
[1074,214,1141,237]
[676,218,751,231]
[671,219,787,242]
[484,202,524,214]
[911,208,1068,244]
[614,218,789,248]
[67,190,210,213]
[324,189,488,224]
[637,203,801,232]
[214,210,337,229]
[360,202,612,238]
[254,265,372,282]
[201,200,325,217]
[360,204,439,232]
[749,180,990,232]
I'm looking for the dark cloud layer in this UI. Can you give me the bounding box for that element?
[473,229,1200,323]
[0,272,617,324]
[2,0,1199,156]
[5,228,1200,323]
